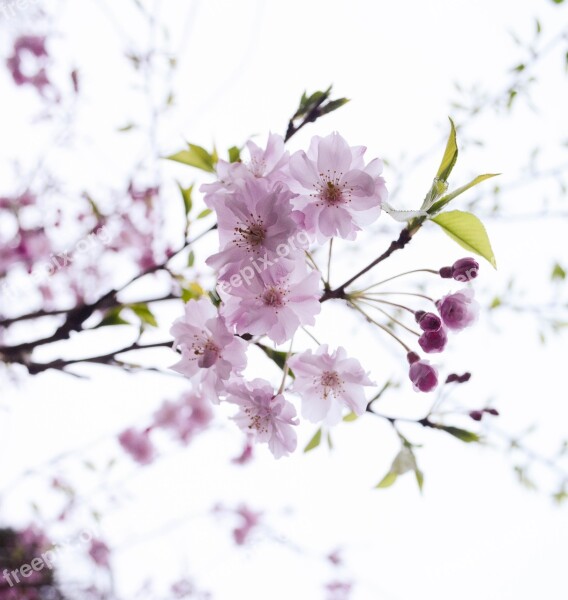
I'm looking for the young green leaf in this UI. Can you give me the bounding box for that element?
[228,146,241,163]
[166,144,216,173]
[375,471,398,489]
[431,210,497,268]
[304,428,322,452]
[428,173,500,214]
[255,343,291,375]
[197,208,212,219]
[129,303,158,327]
[96,307,130,328]
[177,183,194,215]
[437,425,481,443]
[342,412,358,422]
[552,263,566,281]
[436,117,458,182]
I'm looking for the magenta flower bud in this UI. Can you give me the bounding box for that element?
[418,327,448,353]
[436,289,478,332]
[409,360,438,393]
[415,311,442,332]
[483,408,499,416]
[445,372,471,384]
[439,266,453,278]
[452,257,479,282]
[469,410,483,421]
[406,351,420,365]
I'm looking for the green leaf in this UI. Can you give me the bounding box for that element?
[375,471,398,489]
[187,251,195,268]
[304,428,322,452]
[552,263,566,281]
[117,123,136,132]
[129,303,158,327]
[228,146,241,163]
[319,97,350,116]
[166,144,216,173]
[414,468,424,492]
[438,425,480,443]
[256,343,291,375]
[436,117,458,182]
[197,208,212,219]
[177,182,194,215]
[181,282,205,302]
[342,412,358,422]
[431,210,497,268]
[428,173,500,214]
[96,307,130,327]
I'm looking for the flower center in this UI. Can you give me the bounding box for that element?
[191,335,220,368]
[262,285,286,308]
[319,370,344,399]
[244,406,270,434]
[312,170,353,207]
[323,181,343,205]
[234,218,266,250]
[248,156,267,177]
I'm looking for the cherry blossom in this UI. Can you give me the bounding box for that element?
[287,132,387,242]
[201,132,289,200]
[288,345,374,425]
[170,297,247,398]
[226,378,298,458]
[117,428,155,465]
[220,263,321,344]
[206,178,304,281]
[153,390,213,444]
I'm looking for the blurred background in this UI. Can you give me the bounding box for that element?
[0,1,567,599]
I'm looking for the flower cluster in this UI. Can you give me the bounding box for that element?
[405,260,480,392]
[170,132,383,457]
[118,389,214,465]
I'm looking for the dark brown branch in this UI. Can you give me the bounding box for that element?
[27,340,173,375]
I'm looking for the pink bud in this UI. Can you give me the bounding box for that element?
[415,311,442,331]
[437,289,478,332]
[418,327,448,353]
[452,257,479,282]
[409,360,438,392]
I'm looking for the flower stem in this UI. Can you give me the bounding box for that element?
[349,300,412,353]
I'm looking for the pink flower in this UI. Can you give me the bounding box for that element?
[118,428,155,464]
[288,345,374,425]
[436,288,478,332]
[232,504,262,545]
[7,36,52,94]
[206,179,305,281]
[232,437,255,465]
[226,379,298,458]
[287,132,387,242]
[325,581,353,600]
[408,359,438,393]
[153,390,213,444]
[201,133,289,199]
[170,297,247,398]
[221,263,321,344]
[89,539,111,568]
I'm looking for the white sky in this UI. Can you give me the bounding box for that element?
[1,1,568,599]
